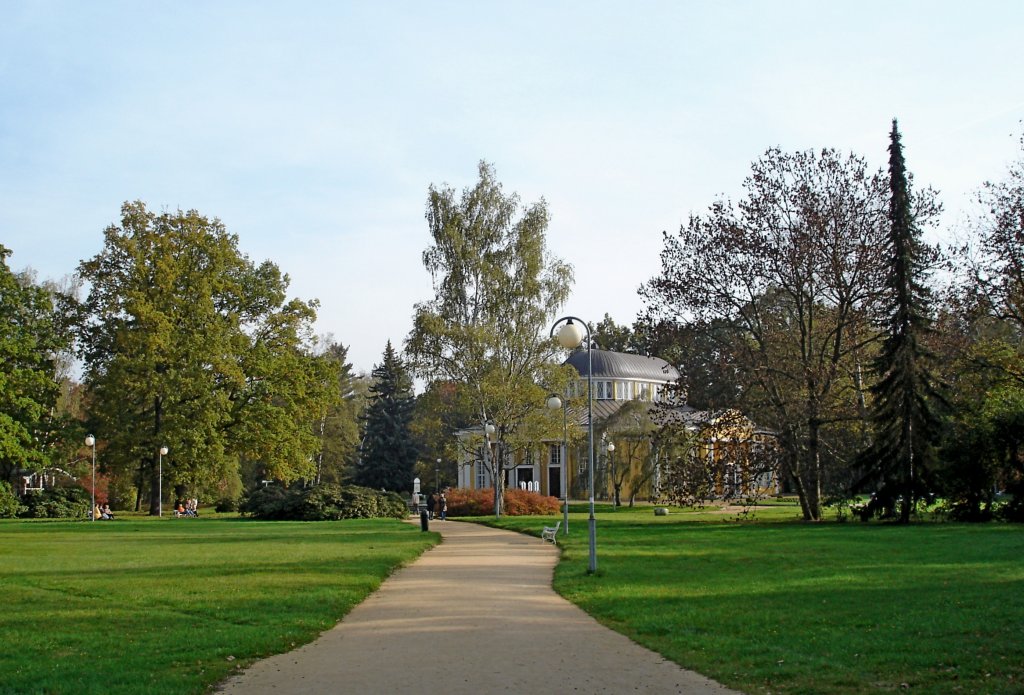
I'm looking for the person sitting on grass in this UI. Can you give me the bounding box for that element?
[101,503,114,520]
[175,501,185,518]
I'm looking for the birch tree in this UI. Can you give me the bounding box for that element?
[406,161,574,515]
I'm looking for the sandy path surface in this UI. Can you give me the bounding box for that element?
[216,519,741,694]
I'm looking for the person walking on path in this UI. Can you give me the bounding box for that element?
[217,520,740,694]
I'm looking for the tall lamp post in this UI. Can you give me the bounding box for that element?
[484,423,498,516]
[550,316,597,573]
[158,446,169,517]
[546,393,569,536]
[85,434,96,521]
[436,458,441,492]
[606,441,615,507]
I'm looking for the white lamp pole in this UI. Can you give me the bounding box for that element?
[551,316,597,573]
[546,394,569,536]
[607,441,615,507]
[484,423,498,516]
[158,446,169,517]
[85,435,96,521]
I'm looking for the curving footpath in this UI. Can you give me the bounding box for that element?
[217,519,741,694]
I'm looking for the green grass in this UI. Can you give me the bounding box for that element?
[480,503,1024,695]
[0,515,437,695]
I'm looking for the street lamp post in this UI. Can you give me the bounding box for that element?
[606,441,615,507]
[158,446,169,517]
[436,458,441,492]
[85,435,96,521]
[550,316,597,573]
[546,393,569,536]
[484,423,499,516]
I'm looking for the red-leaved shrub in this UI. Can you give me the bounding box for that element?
[445,487,560,516]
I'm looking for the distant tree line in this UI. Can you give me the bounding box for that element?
[5,124,1024,524]
[635,123,1024,522]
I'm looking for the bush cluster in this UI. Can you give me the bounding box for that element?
[445,487,560,516]
[0,481,26,518]
[19,485,91,519]
[214,496,239,513]
[240,483,407,521]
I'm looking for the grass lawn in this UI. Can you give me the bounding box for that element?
[0,515,437,695]
[481,503,1024,695]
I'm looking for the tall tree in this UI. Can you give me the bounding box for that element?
[0,247,73,482]
[78,202,333,513]
[857,121,946,523]
[967,130,1024,331]
[940,130,1024,520]
[592,313,639,353]
[405,161,574,515]
[641,148,941,520]
[411,379,476,490]
[355,341,418,491]
[314,341,365,485]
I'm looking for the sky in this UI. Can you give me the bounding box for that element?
[2,1,1023,377]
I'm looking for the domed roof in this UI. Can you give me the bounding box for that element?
[564,349,680,382]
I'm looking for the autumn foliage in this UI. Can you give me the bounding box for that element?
[445,487,560,516]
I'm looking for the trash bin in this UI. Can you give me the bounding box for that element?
[420,508,429,531]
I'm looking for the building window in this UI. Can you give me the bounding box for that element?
[615,381,633,401]
[549,443,561,466]
[596,380,613,400]
[637,383,651,401]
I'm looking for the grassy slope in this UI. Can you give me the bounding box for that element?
[483,505,1024,695]
[1,517,437,695]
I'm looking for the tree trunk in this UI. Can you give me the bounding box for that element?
[804,420,823,521]
[148,395,162,516]
[134,461,145,512]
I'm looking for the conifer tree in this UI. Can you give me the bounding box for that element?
[355,341,418,491]
[860,120,945,522]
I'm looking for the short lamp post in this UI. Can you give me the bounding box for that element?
[85,434,96,521]
[158,446,169,517]
[550,316,597,573]
[546,393,569,536]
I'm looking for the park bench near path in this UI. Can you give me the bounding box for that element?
[216,519,741,694]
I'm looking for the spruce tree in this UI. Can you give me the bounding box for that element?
[355,341,418,492]
[860,120,945,522]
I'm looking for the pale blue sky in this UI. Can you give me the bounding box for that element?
[3,1,1022,375]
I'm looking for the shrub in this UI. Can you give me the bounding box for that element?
[0,481,26,518]
[214,496,240,513]
[240,484,407,521]
[504,488,560,515]
[445,487,560,516]
[20,485,91,519]
[239,485,303,520]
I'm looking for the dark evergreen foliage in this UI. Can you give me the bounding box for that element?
[239,483,407,520]
[19,485,90,518]
[354,341,418,492]
[857,121,946,522]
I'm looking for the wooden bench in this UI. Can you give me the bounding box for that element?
[541,521,561,544]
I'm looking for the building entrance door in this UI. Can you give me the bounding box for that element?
[548,466,561,499]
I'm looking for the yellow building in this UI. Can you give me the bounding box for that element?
[456,348,778,504]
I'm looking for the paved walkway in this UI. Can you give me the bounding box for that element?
[217,519,741,694]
